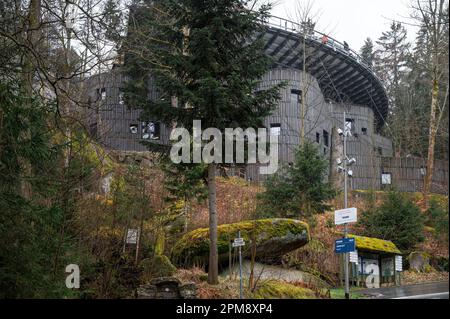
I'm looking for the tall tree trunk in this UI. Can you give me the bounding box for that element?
[207,163,219,285]
[20,0,42,199]
[423,74,440,203]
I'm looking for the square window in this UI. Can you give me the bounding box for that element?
[362,127,367,135]
[345,118,355,135]
[270,123,281,136]
[129,124,138,134]
[142,121,160,140]
[381,173,392,185]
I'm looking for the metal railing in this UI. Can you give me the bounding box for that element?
[263,15,375,76]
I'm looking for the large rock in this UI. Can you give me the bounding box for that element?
[408,251,431,272]
[136,277,197,299]
[171,219,309,267]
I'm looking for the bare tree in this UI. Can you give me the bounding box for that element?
[412,0,449,202]
[288,0,322,145]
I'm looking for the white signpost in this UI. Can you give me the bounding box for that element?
[234,232,245,300]
[232,237,245,248]
[126,229,139,244]
[395,255,403,272]
[334,207,358,225]
[349,250,358,264]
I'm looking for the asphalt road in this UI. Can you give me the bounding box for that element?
[360,281,449,299]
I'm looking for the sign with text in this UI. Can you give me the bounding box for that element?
[349,250,358,264]
[335,238,356,254]
[126,229,139,244]
[395,255,403,272]
[334,207,357,225]
[233,237,245,248]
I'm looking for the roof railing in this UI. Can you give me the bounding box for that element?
[263,15,375,75]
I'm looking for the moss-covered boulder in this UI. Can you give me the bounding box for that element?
[408,251,431,272]
[252,280,317,299]
[140,255,177,282]
[171,219,309,267]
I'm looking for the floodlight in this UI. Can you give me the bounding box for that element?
[347,170,353,177]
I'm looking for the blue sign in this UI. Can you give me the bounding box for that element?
[335,238,356,254]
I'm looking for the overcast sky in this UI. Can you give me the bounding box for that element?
[270,0,419,50]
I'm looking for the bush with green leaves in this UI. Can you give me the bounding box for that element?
[426,199,449,241]
[359,192,425,251]
[257,142,336,219]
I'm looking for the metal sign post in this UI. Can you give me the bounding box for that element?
[233,231,245,299]
[395,255,403,286]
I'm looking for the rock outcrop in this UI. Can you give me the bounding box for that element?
[137,277,197,299]
[171,218,309,267]
[408,251,431,272]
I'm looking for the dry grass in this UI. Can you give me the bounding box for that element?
[174,268,242,299]
[402,270,449,285]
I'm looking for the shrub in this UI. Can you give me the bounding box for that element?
[257,142,336,219]
[359,192,425,251]
[140,255,177,282]
[426,199,449,241]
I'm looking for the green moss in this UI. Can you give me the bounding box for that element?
[252,280,316,299]
[171,219,309,266]
[347,234,401,254]
[140,255,177,282]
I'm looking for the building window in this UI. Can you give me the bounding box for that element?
[270,123,281,136]
[323,130,329,147]
[142,121,160,140]
[378,147,383,156]
[89,122,98,138]
[420,166,426,177]
[118,90,125,105]
[345,118,355,135]
[381,173,392,185]
[316,132,320,144]
[291,89,302,105]
[129,124,138,134]
[97,88,106,101]
[362,127,367,135]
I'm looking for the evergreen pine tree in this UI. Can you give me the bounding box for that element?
[360,37,375,68]
[123,0,283,284]
[257,142,336,219]
[359,192,425,251]
[374,22,411,106]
